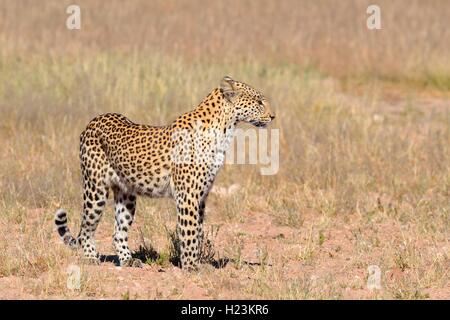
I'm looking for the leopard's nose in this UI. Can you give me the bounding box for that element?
[270,113,276,120]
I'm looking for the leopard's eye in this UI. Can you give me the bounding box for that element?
[258,100,263,106]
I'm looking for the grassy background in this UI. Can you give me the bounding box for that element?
[0,0,448,299]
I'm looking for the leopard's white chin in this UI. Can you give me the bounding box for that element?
[250,120,271,128]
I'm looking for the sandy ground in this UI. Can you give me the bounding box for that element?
[0,191,448,300]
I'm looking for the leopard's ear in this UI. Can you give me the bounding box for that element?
[220,76,238,102]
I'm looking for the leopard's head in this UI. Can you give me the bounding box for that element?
[220,76,275,128]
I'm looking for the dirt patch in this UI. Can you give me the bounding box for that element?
[2,198,447,299]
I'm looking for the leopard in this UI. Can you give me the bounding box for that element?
[54,76,275,271]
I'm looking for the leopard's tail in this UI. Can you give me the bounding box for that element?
[54,209,79,249]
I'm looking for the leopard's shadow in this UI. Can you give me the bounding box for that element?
[99,253,230,269]
[99,254,120,265]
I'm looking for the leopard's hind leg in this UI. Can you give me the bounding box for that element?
[76,133,109,264]
[112,186,142,267]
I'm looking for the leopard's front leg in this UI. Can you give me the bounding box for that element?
[175,197,204,271]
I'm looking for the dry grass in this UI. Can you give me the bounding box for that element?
[0,0,449,299]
